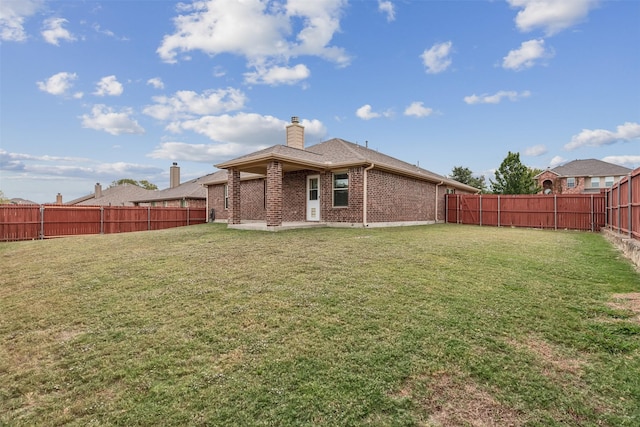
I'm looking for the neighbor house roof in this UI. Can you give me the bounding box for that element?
[215,138,480,193]
[540,159,631,178]
[67,184,157,206]
[131,173,215,203]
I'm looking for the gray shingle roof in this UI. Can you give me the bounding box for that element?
[550,159,631,177]
[131,173,214,203]
[215,138,479,192]
[68,184,157,206]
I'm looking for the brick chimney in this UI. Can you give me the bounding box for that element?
[286,116,304,150]
[95,183,102,199]
[56,193,63,204]
[170,162,180,188]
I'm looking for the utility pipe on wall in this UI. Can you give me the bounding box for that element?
[435,181,443,222]
[363,163,375,227]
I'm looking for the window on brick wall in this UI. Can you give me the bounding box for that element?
[591,177,601,188]
[333,172,348,207]
[567,177,575,188]
[224,184,229,209]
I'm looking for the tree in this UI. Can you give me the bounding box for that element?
[449,166,487,192]
[0,190,10,204]
[110,179,158,190]
[490,151,541,194]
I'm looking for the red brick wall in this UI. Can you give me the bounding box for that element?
[283,171,307,222]
[206,179,266,221]
[366,169,436,222]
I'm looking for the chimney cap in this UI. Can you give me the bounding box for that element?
[291,116,299,124]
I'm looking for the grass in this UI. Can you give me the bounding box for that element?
[1,223,639,426]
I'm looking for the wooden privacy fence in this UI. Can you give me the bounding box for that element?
[0,205,207,242]
[605,167,640,240]
[446,194,605,231]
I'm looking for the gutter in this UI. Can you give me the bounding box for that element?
[363,163,375,227]
[435,181,443,222]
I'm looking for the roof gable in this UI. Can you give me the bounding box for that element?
[551,159,631,177]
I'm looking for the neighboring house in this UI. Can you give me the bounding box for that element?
[8,198,38,205]
[206,116,479,228]
[66,183,157,206]
[536,159,632,195]
[131,163,209,208]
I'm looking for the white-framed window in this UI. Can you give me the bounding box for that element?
[333,172,348,207]
[567,177,575,188]
[605,176,614,187]
[224,184,229,209]
[590,177,601,188]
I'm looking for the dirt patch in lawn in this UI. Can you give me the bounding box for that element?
[508,336,586,376]
[607,293,640,324]
[394,372,525,426]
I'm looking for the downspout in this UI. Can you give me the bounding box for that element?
[435,181,443,223]
[363,163,375,227]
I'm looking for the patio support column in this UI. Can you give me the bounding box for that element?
[266,160,283,227]
[228,168,241,224]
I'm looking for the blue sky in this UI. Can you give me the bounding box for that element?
[1,0,639,203]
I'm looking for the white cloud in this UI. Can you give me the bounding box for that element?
[0,0,43,42]
[147,77,165,89]
[464,90,531,105]
[36,71,80,97]
[356,104,380,120]
[81,104,145,136]
[244,63,310,85]
[524,144,547,156]
[601,155,640,169]
[157,0,349,76]
[41,17,75,45]
[93,75,124,96]
[378,1,395,22]
[549,156,566,167]
[143,88,247,121]
[507,0,599,36]
[564,122,640,150]
[404,102,433,118]
[421,41,453,74]
[167,113,327,146]
[502,39,551,71]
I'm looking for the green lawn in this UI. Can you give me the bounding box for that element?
[1,224,639,426]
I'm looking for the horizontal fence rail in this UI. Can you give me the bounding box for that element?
[0,205,207,242]
[605,167,640,241]
[446,194,605,231]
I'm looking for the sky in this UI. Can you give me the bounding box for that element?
[1,0,639,203]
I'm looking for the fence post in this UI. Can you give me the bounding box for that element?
[554,195,557,231]
[479,194,482,226]
[187,207,190,226]
[456,194,460,224]
[628,173,633,238]
[590,194,594,232]
[148,206,151,230]
[39,205,45,240]
[497,195,501,227]
[617,181,621,234]
[445,194,448,223]
[100,206,104,234]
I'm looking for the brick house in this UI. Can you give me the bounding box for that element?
[204,117,479,228]
[536,159,631,195]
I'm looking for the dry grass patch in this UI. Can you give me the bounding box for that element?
[400,372,526,427]
[607,293,640,324]
[507,336,586,377]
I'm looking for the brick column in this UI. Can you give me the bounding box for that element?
[266,161,283,227]
[228,168,241,224]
